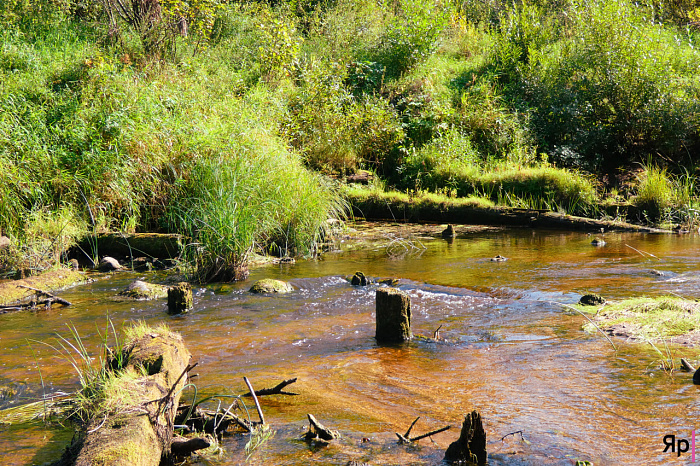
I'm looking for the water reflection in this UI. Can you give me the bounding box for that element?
[1,227,699,465]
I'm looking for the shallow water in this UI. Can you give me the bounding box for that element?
[2,225,700,465]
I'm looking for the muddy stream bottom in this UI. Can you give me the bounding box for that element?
[2,225,700,465]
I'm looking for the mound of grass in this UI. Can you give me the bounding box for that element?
[582,297,700,343]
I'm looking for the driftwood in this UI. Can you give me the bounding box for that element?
[243,377,265,426]
[304,414,339,442]
[681,358,696,372]
[396,416,451,444]
[16,285,72,306]
[69,330,192,466]
[243,378,299,397]
[171,436,210,457]
[175,404,253,434]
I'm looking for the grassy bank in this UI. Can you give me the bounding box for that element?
[581,297,700,346]
[1,0,700,279]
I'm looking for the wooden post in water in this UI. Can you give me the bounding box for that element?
[375,288,412,343]
[168,282,193,314]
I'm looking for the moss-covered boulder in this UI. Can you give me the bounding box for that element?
[249,279,293,294]
[117,281,169,301]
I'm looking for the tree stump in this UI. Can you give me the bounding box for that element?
[375,288,412,343]
[351,271,368,286]
[444,410,487,465]
[442,225,455,238]
[168,282,193,314]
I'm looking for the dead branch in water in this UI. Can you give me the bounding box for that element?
[243,377,265,426]
[554,301,617,351]
[396,417,451,444]
[17,285,72,306]
[243,378,298,397]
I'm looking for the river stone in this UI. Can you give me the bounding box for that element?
[490,255,507,262]
[375,288,412,343]
[693,368,700,385]
[249,278,293,294]
[579,293,606,306]
[591,238,606,246]
[118,280,169,301]
[442,224,455,238]
[168,282,193,314]
[98,256,122,272]
[351,271,368,286]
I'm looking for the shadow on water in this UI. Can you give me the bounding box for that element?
[2,227,700,465]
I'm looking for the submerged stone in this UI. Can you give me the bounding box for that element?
[490,255,507,262]
[579,293,606,306]
[442,224,455,238]
[118,280,169,301]
[249,278,293,294]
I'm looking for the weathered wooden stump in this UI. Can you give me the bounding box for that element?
[351,271,368,286]
[375,288,412,343]
[442,224,455,238]
[444,410,487,465]
[72,329,192,466]
[168,282,193,314]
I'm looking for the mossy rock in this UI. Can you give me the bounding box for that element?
[0,269,87,305]
[117,281,169,301]
[579,293,606,306]
[249,279,293,294]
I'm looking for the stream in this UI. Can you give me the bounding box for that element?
[1,223,700,465]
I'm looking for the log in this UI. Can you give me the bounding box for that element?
[171,436,210,457]
[304,414,338,442]
[375,288,412,343]
[69,329,192,466]
[0,269,85,306]
[444,411,487,465]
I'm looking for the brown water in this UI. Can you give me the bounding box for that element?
[2,225,700,466]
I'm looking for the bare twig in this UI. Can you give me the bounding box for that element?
[625,244,660,260]
[243,377,265,426]
[404,416,420,438]
[681,358,696,372]
[554,301,617,351]
[409,425,451,442]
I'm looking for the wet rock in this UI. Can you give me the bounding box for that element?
[490,255,507,262]
[375,288,412,343]
[579,293,606,306]
[693,368,700,385]
[129,257,153,272]
[346,461,370,466]
[168,282,193,314]
[351,271,368,286]
[119,280,169,301]
[249,278,293,294]
[378,278,399,286]
[67,258,79,270]
[0,236,10,250]
[649,269,665,276]
[98,256,122,272]
[442,225,455,239]
[591,238,606,246]
[444,411,487,465]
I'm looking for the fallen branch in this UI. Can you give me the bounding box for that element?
[17,285,72,306]
[553,301,617,351]
[243,378,298,397]
[171,436,210,457]
[625,244,660,260]
[305,414,338,441]
[396,417,451,444]
[681,358,696,372]
[243,377,265,426]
